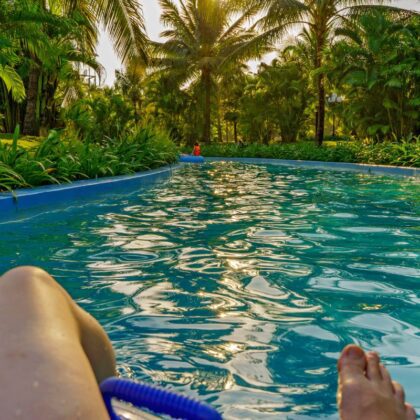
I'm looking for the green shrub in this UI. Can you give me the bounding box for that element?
[64,89,135,143]
[0,126,179,192]
[198,138,419,168]
[353,140,420,167]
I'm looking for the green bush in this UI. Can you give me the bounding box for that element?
[0,127,179,192]
[198,138,419,167]
[353,140,420,167]
[64,89,135,143]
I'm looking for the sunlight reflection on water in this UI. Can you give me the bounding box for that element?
[0,162,419,418]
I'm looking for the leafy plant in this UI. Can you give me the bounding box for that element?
[64,89,135,143]
[198,138,419,167]
[152,0,266,143]
[0,126,179,192]
[252,0,414,145]
[239,59,312,144]
[328,12,420,140]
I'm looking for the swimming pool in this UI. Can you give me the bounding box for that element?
[0,162,419,418]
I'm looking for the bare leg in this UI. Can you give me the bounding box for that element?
[338,344,417,420]
[0,266,116,419]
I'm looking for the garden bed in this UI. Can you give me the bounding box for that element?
[198,140,420,168]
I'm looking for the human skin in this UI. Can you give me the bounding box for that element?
[0,266,116,419]
[338,344,416,420]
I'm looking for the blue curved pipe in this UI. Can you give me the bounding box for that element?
[101,377,222,420]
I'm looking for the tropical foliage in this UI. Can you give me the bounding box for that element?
[239,58,311,144]
[141,2,418,148]
[65,88,136,142]
[152,0,266,143]
[327,11,420,140]
[197,138,420,167]
[0,0,147,136]
[253,0,415,145]
[0,126,178,192]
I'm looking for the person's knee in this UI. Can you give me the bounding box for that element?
[1,266,59,293]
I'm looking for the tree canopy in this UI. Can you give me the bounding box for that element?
[0,0,418,145]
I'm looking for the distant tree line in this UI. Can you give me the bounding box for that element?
[1,0,418,146]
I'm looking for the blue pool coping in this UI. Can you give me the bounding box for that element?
[0,164,180,215]
[1,158,418,215]
[206,157,420,177]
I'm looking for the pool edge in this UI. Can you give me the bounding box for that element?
[205,157,419,178]
[1,158,418,215]
[0,164,180,215]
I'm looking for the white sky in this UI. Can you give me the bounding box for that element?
[97,0,420,86]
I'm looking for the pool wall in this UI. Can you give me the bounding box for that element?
[206,157,419,178]
[0,165,179,216]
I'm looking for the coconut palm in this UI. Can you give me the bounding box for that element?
[115,61,146,123]
[0,0,57,132]
[20,0,148,135]
[255,0,413,145]
[153,0,265,144]
[328,11,420,139]
[20,8,100,135]
[0,0,46,104]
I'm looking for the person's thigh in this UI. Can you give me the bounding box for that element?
[0,267,112,419]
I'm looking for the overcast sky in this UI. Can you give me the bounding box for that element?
[97,0,420,85]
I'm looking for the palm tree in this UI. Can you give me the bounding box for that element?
[21,0,148,135]
[153,0,265,144]
[255,0,412,146]
[0,0,53,132]
[328,11,420,139]
[0,0,49,105]
[217,62,248,142]
[115,61,146,124]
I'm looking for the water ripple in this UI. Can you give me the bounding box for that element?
[0,162,419,418]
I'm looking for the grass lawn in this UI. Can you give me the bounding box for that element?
[0,134,43,149]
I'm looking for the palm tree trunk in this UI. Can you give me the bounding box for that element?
[315,34,325,147]
[233,120,238,143]
[23,65,41,136]
[40,74,57,131]
[217,108,222,143]
[216,89,222,142]
[202,70,211,144]
[217,116,222,142]
[316,72,325,146]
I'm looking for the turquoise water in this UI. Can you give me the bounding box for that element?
[0,162,419,418]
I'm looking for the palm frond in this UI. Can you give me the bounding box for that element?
[95,0,148,64]
[0,65,26,102]
[343,4,420,20]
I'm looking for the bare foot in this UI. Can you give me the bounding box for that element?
[337,345,416,420]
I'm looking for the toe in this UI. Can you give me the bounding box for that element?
[337,345,368,420]
[405,403,417,420]
[393,381,405,403]
[366,352,382,382]
[338,345,367,381]
[379,364,394,393]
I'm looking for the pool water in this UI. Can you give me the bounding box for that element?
[0,162,419,418]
